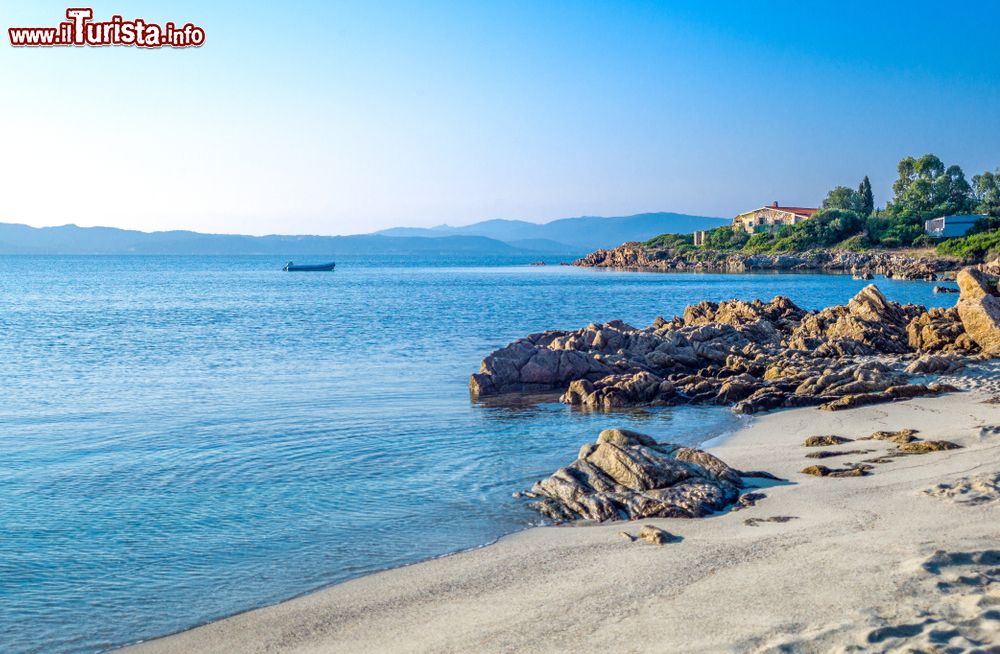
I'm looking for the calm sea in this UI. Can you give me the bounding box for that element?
[0,255,957,653]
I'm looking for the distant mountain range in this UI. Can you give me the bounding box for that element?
[376,212,728,251]
[0,212,727,255]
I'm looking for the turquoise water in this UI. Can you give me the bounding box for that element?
[0,255,956,654]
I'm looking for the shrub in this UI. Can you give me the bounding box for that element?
[742,232,776,252]
[644,233,693,249]
[767,236,796,252]
[836,234,871,252]
[936,228,1000,259]
[700,226,748,250]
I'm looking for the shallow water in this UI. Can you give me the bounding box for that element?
[0,255,956,653]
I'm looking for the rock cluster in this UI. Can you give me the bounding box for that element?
[574,243,968,281]
[523,428,747,521]
[795,428,963,474]
[472,274,996,413]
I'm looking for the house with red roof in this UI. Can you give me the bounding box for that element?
[731,201,818,234]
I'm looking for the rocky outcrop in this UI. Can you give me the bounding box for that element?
[575,243,963,280]
[472,267,1000,414]
[471,282,985,414]
[523,428,746,521]
[955,269,1000,356]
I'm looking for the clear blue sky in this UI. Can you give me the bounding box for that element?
[1,1,998,235]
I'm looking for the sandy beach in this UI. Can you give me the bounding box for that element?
[124,383,1000,653]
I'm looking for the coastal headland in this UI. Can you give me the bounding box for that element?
[574,242,991,281]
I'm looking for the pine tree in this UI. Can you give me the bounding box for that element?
[858,176,875,217]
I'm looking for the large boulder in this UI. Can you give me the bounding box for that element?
[957,267,997,299]
[905,353,968,375]
[560,371,674,409]
[525,429,743,521]
[847,284,902,323]
[956,268,1000,356]
[906,307,976,353]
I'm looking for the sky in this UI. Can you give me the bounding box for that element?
[1,1,999,236]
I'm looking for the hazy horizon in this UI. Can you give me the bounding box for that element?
[2,1,998,236]
[0,209,727,238]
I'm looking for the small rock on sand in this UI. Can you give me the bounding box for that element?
[805,449,874,459]
[639,524,678,545]
[801,464,872,478]
[862,429,919,444]
[803,435,853,447]
[897,440,962,454]
[732,491,766,511]
[744,516,798,527]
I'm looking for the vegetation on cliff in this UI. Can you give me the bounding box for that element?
[936,217,1000,259]
[643,154,1000,260]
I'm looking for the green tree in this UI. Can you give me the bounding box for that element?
[891,154,943,208]
[822,186,861,212]
[888,154,974,217]
[973,169,1000,217]
[858,176,874,216]
[880,154,976,246]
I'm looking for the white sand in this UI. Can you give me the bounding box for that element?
[124,390,1000,653]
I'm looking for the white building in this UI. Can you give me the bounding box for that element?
[924,214,986,238]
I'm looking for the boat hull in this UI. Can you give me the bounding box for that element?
[283,262,336,272]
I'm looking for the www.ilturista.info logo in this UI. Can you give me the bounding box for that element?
[9,8,205,48]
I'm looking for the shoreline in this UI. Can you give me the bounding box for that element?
[573,242,990,281]
[122,385,1000,653]
[116,406,746,652]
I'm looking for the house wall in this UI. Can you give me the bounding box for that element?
[941,222,976,238]
[924,215,986,239]
[732,208,802,234]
